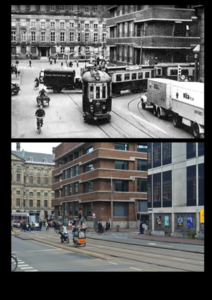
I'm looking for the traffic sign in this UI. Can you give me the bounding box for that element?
[92,213,96,218]
[200,209,204,223]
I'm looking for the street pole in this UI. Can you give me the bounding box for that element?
[111,175,113,229]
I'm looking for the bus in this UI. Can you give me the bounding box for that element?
[11,212,41,230]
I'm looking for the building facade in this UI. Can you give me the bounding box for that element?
[11,5,110,59]
[52,142,148,229]
[147,142,204,238]
[11,143,55,220]
[106,5,200,66]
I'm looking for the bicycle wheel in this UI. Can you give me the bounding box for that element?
[11,255,18,272]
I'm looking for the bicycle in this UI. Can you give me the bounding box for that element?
[11,254,18,272]
[104,228,111,235]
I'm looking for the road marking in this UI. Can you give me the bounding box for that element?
[130,267,142,271]
[18,264,29,267]
[128,111,168,134]
[148,243,156,245]
[26,269,39,272]
[108,262,118,265]
[20,266,34,270]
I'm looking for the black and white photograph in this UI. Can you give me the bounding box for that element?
[11,5,204,138]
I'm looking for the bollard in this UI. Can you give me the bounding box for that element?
[116,225,120,232]
[14,227,16,235]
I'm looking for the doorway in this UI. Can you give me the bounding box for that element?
[39,47,49,57]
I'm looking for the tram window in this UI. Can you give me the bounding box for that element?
[132,73,137,80]
[182,69,189,76]
[138,72,143,79]
[102,85,106,98]
[170,69,178,76]
[116,74,122,82]
[124,73,130,81]
[90,85,94,99]
[156,68,162,76]
[145,72,150,78]
[96,86,100,99]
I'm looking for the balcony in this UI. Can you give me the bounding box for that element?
[106,7,196,27]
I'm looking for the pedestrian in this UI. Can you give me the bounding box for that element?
[76,60,79,67]
[72,218,77,226]
[142,222,146,234]
[61,62,63,67]
[15,66,18,78]
[20,220,23,232]
[139,221,143,234]
[28,59,32,67]
[54,57,56,64]
[39,220,42,231]
[80,215,84,226]
[30,53,32,60]
[23,221,26,232]
[82,222,87,234]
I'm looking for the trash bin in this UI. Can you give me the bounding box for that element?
[116,225,120,232]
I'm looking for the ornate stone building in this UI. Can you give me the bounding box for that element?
[11,143,55,219]
[11,5,110,59]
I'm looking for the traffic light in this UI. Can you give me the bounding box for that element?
[136,213,140,221]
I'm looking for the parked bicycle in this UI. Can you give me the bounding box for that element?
[11,253,18,272]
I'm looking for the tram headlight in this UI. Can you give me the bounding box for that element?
[102,105,106,109]
[90,105,94,112]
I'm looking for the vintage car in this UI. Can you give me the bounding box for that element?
[11,83,21,95]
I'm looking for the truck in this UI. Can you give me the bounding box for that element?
[141,78,204,138]
[42,68,82,93]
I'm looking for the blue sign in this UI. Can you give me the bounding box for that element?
[165,215,169,226]
[187,216,193,228]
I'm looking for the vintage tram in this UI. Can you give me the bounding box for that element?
[107,65,155,97]
[154,62,195,81]
[82,67,112,123]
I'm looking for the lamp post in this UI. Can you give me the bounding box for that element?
[193,44,200,82]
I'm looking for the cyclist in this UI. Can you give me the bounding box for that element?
[35,104,45,129]
[105,221,110,232]
[34,77,39,88]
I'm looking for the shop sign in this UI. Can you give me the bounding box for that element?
[187,215,193,227]
[177,215,183,226]
[200,209,204,223]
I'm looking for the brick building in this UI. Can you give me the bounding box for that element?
[52,142,148,229]
[106,5,200,66]
[11,5,110,59]
[147,142,204,238]
[11,143,55,220]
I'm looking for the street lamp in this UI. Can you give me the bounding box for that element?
[193,44,200,82]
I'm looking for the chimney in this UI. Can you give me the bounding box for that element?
[16,143,20,151]
[52,147,56,154]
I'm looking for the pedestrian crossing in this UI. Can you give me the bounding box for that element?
[17,257,38,272]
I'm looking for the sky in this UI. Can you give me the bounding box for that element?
[11,143,61,154]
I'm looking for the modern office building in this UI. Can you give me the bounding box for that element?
[52,142,148,229]
[11,5,110,59]
[147,142,204,238]
[11,143,55,219]
[106,5,200,66]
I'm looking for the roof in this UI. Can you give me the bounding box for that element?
[12,150,55,165]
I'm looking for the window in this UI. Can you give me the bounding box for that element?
[69,184,73,196]
[93,5,97,13]
[87,181,93,192]
[69,168,73,178]
[94,33,98,42]
[114,202,128,216]
[74,202,79,216]
[37,200,40,207]
[103,23,106,30]
[70,22,74,28]
[137,200,148,212]
[29,200,33,207]
[187,165,196,206]
[29,176,33,184]
[148,143,152,169]
[163,171,172,207]
[124,73,130,81]
[51,32,55,42]
[21,31,26,41]
[60,32,65,42]
[153,143,161,168]
[41,22,45,29]
[85,23,89,30]
[44,192,48,197]
[116,74,122,82]
[64,170,68,180]
[115,143,128,151]
[148,175,152,207]
[41,32,45,42]
[11,31,16,41]
[17,174,21,182]
[29,192,33,197]
[137,144,147,152]
[44,200,48,208]
[85,6,89,12]
[145,72,150,78]
[86,203,93,216]
[16,190,20,195]
[86,146,93,153]
[44,177,48,185]
[85,33,89,42]
[64,185,68,197]
[153,173,161,207]
[77,33,80,42]
[31,31,36,41]
[75,165,79,176]
[50,5,55,11]
[86,164,94,172]
[60,22,65,29]
[37,192,40,197]
[132,73,137,80]
[50,21,55,28]
[70,5,74,11]
[162,143,171,165]
[199,163,204,206]
[115,180,128,192]
[137,159,147,171]
[69,202,73,216]
[187,143,196,159]
[137,178,147,192]
[198,143,204,157]
[16,166,21,172]
[74,182,79,194]
[70,32,74,42]
[94,24,98,30]
[59,5,64,10]
[115,160,128,170]
[16,199,20,206]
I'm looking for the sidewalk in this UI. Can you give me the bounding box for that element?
[11,73,21,85]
